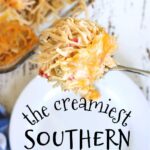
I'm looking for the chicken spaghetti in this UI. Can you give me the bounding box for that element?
[36,18,117,100]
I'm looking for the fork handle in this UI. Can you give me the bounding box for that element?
[112,65,150,76]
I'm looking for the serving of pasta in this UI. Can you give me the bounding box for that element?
[36,18,117,100]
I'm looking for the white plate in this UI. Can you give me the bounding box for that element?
[9,71,150,150]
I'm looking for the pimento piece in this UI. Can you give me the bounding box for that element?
[72,38,78,43]
[68,38,78,47]
[39,69,49,79]
[68,75,75,81]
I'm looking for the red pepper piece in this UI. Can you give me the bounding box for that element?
[68,38,78,47]
[72,38,78,43]
[39,69,49,79]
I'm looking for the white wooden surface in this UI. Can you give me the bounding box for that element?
[0,0,150,112]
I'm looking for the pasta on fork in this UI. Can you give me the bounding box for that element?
[37,18,117,99]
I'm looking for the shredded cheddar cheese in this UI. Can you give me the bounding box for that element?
[0,20,38,66]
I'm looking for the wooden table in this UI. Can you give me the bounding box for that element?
[0,0,150,113]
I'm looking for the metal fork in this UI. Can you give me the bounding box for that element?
[111,65,150,76]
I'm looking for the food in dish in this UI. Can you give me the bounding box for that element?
[0,0,87,29]
[0,0,66,28]
[36,18,117,100]
[0,20,38,67]
[0,0,34,10]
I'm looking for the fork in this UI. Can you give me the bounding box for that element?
[111,65,150,76]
